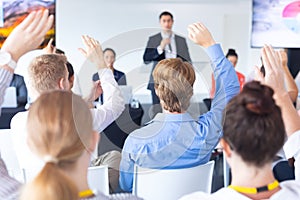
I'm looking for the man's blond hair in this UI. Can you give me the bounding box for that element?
[28,54,67,94]
[153,58,195,112]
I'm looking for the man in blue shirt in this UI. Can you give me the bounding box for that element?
[119,22,240,192]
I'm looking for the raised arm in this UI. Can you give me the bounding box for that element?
[188,23,240,150]
[255,45,300,180]
[0,9,53,111]
[0,9,53,199]
[79,35,125,133]
[279,50,298,103]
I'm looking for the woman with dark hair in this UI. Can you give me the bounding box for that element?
[210,48,245,99]
[205,49,245,110]
[180,46,300,200]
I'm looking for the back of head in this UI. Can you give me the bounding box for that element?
[223,81,285,167]
[153,58,195,112]
[20,90,93,200]
[66,61,74,80]
[226,48,238,58]
[28,54,67,94]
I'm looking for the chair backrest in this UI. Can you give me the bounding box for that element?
[2,87,17,108]
[87,165,109,196]
[132,161,215,200]
[0,129,24,182]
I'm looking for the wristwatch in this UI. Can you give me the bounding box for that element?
[0,51,17,70]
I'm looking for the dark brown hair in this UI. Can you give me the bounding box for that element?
[223,81,285,166]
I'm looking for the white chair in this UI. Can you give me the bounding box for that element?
[87,165,109,196]
[0,129,24,182]
[132,161,215,200]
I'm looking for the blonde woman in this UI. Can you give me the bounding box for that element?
[20,91,141,200]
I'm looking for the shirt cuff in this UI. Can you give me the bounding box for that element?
[157,46,164,55]
[284,130,300,158]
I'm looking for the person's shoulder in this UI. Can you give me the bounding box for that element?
[92,72,99,81]
[114,69,125,76]
[175,34,187,41]
[149,32,161,39]
[236,71,245,78]
[13,74,24,79]
[179,191,214,200]
[11,111,28,127]
[273,181,300,199]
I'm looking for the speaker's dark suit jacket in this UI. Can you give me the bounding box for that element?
[143,33,191,103]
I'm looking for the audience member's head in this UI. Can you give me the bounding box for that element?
[222,81,285,167]
[55,48,75,91]
[103,48,116,69]
[20,91,96,200]
[27,54,69,100]
[153,58,195,113]
[66,61,74,90]
[226,49,238,67]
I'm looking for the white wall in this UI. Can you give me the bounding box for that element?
[56,0,261,101]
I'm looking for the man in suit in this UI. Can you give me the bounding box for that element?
[143,11,191,116]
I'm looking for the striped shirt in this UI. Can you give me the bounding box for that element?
[0,68,13,115]
[0,68,20,199]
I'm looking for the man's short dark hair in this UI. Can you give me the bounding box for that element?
[159,11,173,20]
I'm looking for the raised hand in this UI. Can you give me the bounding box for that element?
[78,35,106,69]
[1,9,54,62]
[187,23,216,48]
[255,45,286,95]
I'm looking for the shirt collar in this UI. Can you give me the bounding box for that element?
[149,112,196,123]
[161,31,174,39]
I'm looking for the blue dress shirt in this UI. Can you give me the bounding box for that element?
[119,44,240,192]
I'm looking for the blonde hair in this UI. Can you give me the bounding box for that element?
[28,54,67,94]
[153,58,195,112]
[20,91,93,200]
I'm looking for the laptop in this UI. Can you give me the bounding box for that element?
[119,85,133,104]
[2,87,17,108]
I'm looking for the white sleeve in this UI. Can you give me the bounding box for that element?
[283,130,300,181]
[0,68,13,113]
[157,46,164,55]
[91,68,125,133]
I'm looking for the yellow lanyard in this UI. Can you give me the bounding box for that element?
[78,189,95,198]
[228,180,279,194]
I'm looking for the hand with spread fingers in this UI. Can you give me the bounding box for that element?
[255,45,286,96]
[1,9,54,62]
[78,35,107,69]
[187,22,216,47]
